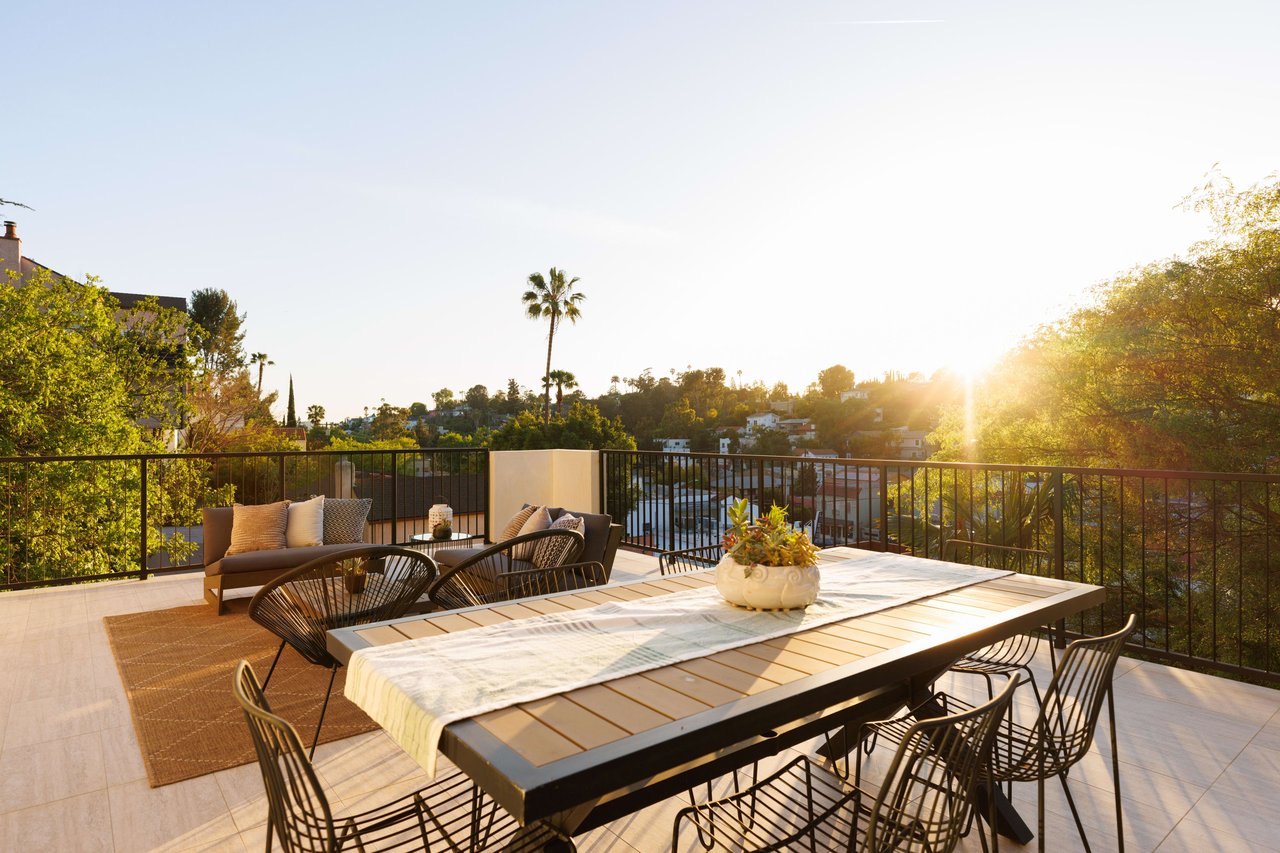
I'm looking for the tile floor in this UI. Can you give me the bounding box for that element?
[1,550,1278,851]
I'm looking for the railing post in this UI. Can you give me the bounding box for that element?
[139,457,149,581]
[879,464,889,550]
[1052,469,1067,647]
[598,450,607,515]
[390,451,399,545]
[277,453,286,503]
[482,449,491,543]
[666,454,676,553]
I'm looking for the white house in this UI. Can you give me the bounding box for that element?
[657,438,691,453]
[746,412,781,431]
[840,389,870,403]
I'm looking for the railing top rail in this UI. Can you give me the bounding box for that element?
[600,449,1280,483]
[0,447,486,465]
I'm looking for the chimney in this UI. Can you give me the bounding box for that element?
[0,220,21,277]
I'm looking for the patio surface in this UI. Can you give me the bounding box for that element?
[2,549,1278,851]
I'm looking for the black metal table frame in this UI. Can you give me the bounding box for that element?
[330,576,1104,848]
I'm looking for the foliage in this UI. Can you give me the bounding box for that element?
[721,499,820,574]
[432,388,456,410]
[816,364,855,398]
[249,352,274,394]
[931,173,1280,472]
[285,376,297,428]
[489,402,635,451]
[184,370,280,452]
[369,402,409,440]
[187,287,246,373]
[523,267,585,422]
[750,428,793,457]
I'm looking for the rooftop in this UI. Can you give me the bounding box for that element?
[3,550,1278,852]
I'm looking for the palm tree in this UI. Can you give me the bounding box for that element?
[543,370,579,417]
[249,352,274,394]
[522,268,585,422]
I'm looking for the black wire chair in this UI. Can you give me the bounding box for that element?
[862,614,1138,853]
[942,540,1056,705]
[248,545,439,757]
[657,543,723,575]
[428,528,606,611]
[233,660,564,852]
[671,677,1018,852]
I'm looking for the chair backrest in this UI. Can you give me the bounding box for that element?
[658,544,723,576]
[942,539,1049,575]
[249,546,439,666]
[233,660,335,852]
[1030,613,1137,773]
[859,677,1018,853]
[429,528,586,611]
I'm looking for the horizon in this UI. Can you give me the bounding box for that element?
[7,1,1279,418]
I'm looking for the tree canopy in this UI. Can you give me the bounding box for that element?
[932,173,1280,472]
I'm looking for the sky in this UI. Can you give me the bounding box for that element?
[6,0,1279,419]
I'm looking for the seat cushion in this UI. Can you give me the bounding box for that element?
[205,543,367,576]
[434,546,489,569]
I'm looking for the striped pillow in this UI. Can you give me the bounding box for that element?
[532,514,584,569]
[323,498,372,544]
[511,507,552,560]
[498,505,539,542]
[225,501,290,556]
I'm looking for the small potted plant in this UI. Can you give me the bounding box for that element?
[432,519,453,540]
[341,558,367,595]
[716,499,821,610]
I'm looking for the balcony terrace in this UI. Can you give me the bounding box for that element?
[1,448,1278,851]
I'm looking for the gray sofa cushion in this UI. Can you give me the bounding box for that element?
[434,546,489,570]
[543,507,612,567]
[205,543,367,576]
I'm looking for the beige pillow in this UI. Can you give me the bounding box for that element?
[226,501,290,556]
[511,507,552,560]
[286,495,325,547]
[498,505,539,542]
[532,513,584,569]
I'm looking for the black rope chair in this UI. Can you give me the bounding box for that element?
[657,543,722,575]
[248,545,439,757]
[943,540,1057,705]
[671,677,1018,852]
[233,660,563,852]
[428,528,606,611]
[862,614,1138,853]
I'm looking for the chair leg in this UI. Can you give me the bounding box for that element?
[1057,769,1094,853]
[1109,691,1125,853]
[1037,775,1046,853]
[309,665,338,760]
[262,640,286,691]
[264,817,273,853]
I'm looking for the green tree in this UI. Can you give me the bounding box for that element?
[464,385,491,426]
[187,287,246,373]
[522,267,585,422]
[249,352,273,394]
[370,402,409,440]
[489,402,636,451]
[306,404,326,426]
[432,388,456,411]
[545,370,578,417]
[285,375,297,428]
[817,364,855,399]
[751,428,793,457]
[409,401,429,419]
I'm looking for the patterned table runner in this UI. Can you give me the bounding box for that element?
[344,551,1011,775]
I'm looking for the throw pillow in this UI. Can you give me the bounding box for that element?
[285,495,325,547]
[225,501,290,556]
[323,497,372,544]
[531,513,585,569]
[510,506,552,560]
[498,505,539,542]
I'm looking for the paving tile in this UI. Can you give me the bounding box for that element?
[0,790,113,852]
[107,775,241,853]
[1184,785,1280,850]
[1121,660,1280,725]
[213,759,271,832]
[1010,774,1182,852]
[0,730,107,813]
[1155,817,1277,852]
[4,685,129,749]
[100,723,148,787]
[314,731,429,802]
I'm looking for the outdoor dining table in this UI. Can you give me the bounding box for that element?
[327,546,1106,850]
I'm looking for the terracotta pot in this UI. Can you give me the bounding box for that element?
[715,555,819,611]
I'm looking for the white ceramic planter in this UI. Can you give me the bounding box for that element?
[715,555,820,611]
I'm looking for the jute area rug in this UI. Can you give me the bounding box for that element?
[104,598,378,787]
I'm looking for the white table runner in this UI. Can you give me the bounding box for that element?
[344,551,1011,775]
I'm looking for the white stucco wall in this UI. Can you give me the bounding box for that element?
[489,449,601,531]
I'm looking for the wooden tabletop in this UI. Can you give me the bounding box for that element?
[328,547,1105,833]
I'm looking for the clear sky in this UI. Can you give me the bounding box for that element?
[6,1,1279,419]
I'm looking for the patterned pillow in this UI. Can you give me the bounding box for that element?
[531,513,584,569]
[323,498,372,544]
[226,501,290,556]
[511,507,552,560]
[498,505,539,542]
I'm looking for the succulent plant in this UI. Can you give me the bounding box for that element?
[432,520,453,540]
[722,499,819,577]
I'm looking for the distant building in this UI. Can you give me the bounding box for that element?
[839,389,870,403]
[719,437,733,454]
[800,448,840,459]
[657,437,691,453]
[746,412,781,431]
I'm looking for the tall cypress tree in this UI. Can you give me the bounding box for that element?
[285,375,298,428]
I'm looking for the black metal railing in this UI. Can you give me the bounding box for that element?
[0,447,489,591]
[601,450,1280,685]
